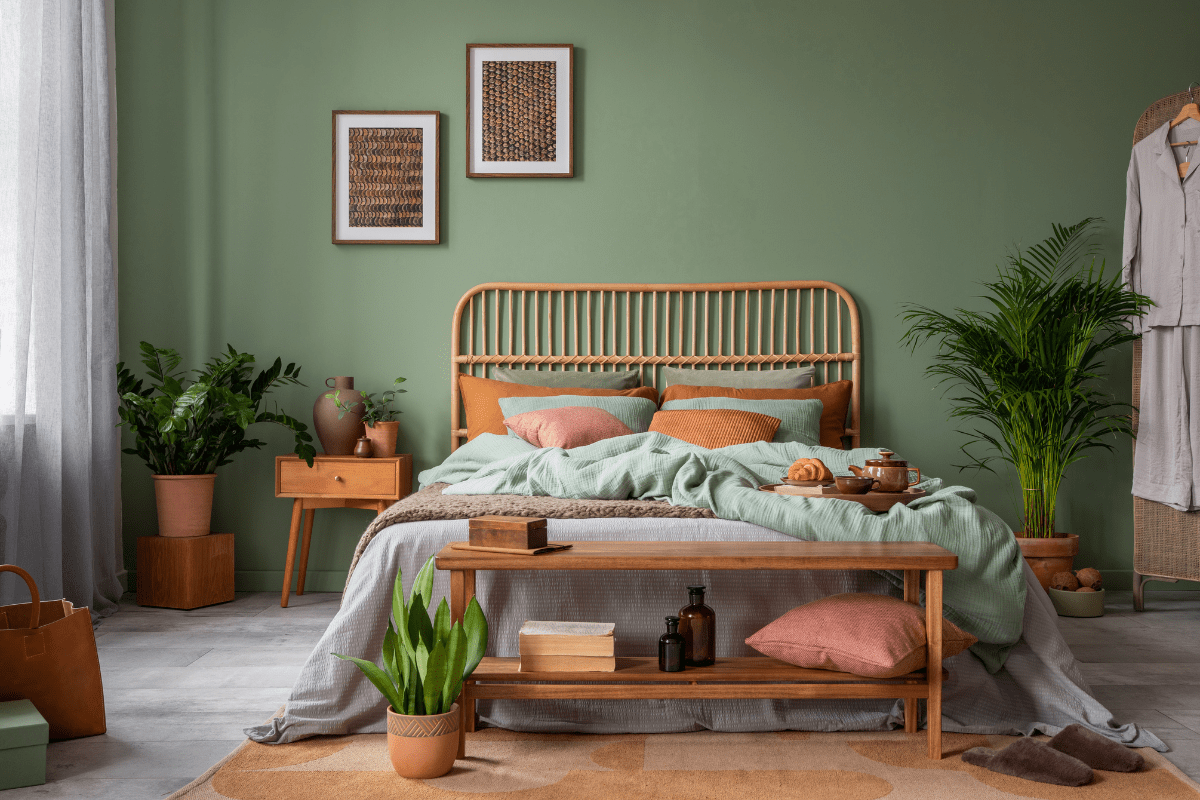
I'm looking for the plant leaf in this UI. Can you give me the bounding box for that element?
[462,596,489,678]
[331,652,403,713]
[423,639,448,715]
[410,555,435,610]
[433,597,451,645]
[442,623,468,712]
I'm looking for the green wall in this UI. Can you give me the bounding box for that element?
[114,0,1197,593]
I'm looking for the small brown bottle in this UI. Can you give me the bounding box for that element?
[659,616,685,672]
[678,585,715,667]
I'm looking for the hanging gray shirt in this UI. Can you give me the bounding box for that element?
[1123,120,1200,333]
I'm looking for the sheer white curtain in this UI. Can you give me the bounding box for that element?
[0,0,122,616]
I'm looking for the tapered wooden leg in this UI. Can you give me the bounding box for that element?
[281,499,303,608]
[296,508,315,595]
[926,570,943,759]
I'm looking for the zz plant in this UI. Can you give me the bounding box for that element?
[901,219,1151,537]
[328,376,407,427]
[117,342,316,473]
[334,555,488,716]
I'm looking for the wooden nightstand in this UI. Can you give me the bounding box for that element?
[275,454,412,607]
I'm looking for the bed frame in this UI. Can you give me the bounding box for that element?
[450,281,861,450]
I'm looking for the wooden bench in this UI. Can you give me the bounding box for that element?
[435,539,958,759]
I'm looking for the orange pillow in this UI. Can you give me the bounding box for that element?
[745,593,978,679]
[459,374,659,441]
[660,381,852,449]
[649,409,780,449]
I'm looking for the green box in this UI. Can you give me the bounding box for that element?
[0,699,48,789]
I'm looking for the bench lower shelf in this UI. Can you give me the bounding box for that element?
[467,656,947,700]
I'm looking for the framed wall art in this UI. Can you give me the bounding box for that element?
[466,44,574,178]
[332,110,440,244]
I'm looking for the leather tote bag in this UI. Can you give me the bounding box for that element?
[0,565,106,739]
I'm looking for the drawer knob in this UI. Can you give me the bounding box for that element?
[333,475,342,482]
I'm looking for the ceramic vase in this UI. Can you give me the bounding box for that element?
[313,377,366,456]
[151,474,216,537]
[386,704,460,779]
[364,420,400,458]
[1014,532,1079,592]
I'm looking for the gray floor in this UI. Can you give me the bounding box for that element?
[8,588,1200,798]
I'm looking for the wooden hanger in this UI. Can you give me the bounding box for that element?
[1170,83,1200,177]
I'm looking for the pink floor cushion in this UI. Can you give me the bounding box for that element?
[504,405,634,449]
[745,593,978,679]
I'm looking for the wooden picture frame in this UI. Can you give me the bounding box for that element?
[332,110,440,244]
[466,44,574,178]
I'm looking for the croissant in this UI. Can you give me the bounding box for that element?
[787,458,833,482]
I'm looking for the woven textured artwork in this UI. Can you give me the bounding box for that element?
[347,127,422,227]
[482,61,556,161]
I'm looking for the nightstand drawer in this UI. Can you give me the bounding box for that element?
[278,458,397,498]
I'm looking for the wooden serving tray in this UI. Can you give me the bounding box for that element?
[759,484,926,512]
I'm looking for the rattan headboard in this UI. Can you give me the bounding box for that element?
[450,281,862,451]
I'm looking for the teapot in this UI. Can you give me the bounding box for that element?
[847,450,921,493]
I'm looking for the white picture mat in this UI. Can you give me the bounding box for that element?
[470,47,571,174]
[335,113,437,241]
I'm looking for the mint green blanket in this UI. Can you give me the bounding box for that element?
[419,433,1026,671]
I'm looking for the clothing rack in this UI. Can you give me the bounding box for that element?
[1131,86,1200,611]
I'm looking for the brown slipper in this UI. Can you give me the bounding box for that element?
[962,738,1093,786]
[1048,724,1145,772]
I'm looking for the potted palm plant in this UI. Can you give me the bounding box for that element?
[117,342,316,537]
[328,376,407,457]
[334,555,487,779]
[901,219,1151,590]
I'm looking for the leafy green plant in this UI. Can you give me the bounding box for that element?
[328,377,407,427]
[334,555,487,716]
[900,219,1151,538]
[117,342,316,474]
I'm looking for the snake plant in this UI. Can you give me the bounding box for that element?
[901,219,1151,537]
[117,342,316,473]
[334,555,488,716]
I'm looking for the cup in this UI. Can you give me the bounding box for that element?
[834,476,876,494]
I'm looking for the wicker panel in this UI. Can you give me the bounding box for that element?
[450,281,862,452]
[1130,89,1200,582]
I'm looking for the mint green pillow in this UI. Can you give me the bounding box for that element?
[661,364,814,389]
[498,395,658,438]
[660,397,823,446]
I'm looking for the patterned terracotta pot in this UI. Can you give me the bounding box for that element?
[312,377,366,455]
[1014,532,1079,592]
[364,420,400,458]
[386,704,460,779]
[151,474,216,537]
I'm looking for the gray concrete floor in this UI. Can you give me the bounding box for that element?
[9,588,1200,798]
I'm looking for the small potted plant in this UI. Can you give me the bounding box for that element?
[328,376,406,457]
[117,343,316,537]
[334,555,487,779]
[901,219,1151,589]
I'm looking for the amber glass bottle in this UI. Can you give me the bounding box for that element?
[678,585,715,667]
[658,616,685,672]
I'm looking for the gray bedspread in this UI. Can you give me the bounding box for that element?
[246,516,1165,750]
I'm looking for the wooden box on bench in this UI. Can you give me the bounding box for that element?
[468,516,548,550]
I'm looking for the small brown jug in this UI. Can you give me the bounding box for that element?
[848,450,921,493]
[353,437,373,458]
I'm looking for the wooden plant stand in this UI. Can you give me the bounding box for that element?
[275,454,412,607]
[435,540,957,760]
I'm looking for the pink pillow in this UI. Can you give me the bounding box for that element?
[504,406,634,449]
[745,593,978,679]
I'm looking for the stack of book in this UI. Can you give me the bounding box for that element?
[518,621,616,672]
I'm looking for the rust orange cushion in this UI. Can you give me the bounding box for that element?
[649,409,780,449]
[459,374,658,441]
[745,593,978,679]
[660,381,853,449]
[504,406,634,449]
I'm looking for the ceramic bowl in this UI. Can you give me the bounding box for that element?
[834,476,875,495]
[1048,587,1105,618]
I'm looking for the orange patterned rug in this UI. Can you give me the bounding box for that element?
[170,728,1200,800]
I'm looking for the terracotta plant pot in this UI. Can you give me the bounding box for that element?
[313,376,366,455]
[364,420,400,458]
[386,704,460,779]
[1014,532,1079,592]
[152,474,216,537]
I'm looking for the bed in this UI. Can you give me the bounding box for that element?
[247,280,1163,750]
